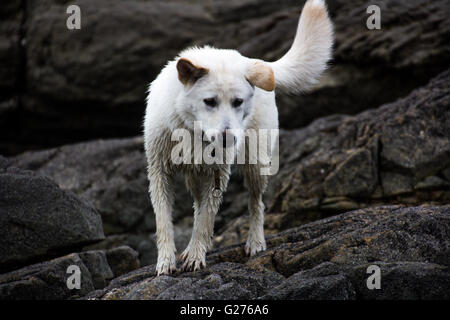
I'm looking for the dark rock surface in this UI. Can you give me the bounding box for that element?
[10,137,183,235]
[1,0,449,154]
[82,205,450,300]
[0,156,104,273]
[0,252,96,300]
[0,245,139,300]
[0,1,22,121]
[105,246,140,278]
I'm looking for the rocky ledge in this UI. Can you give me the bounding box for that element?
[83,205,449,300]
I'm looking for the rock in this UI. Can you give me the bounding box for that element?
[0,1,22,134]
[2,0,449,154]
[0,156,104,272]
[0,252,95,300]
[216,69,450,247]
[78,250,113,290]
[0,245,143,300]
[83,232,156,267]
[83,205,450,300]
[105,246,140,278]
[85,262,284,300]
[349,261,450,300]
[261,262,356,300]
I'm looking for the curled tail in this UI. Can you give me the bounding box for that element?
[269,0,334,93]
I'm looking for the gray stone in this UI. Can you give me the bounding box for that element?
[0,253,94,300]
[0,157,104,272]
[83,205,450,300]
[105,246,140,278]
[79,250,113,290]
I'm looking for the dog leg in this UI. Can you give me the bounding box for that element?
[180,168,230,271]
[243,165,268,256]
[148,167,177,275]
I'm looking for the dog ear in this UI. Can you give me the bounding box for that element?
[246,61,275,91]
[177,58,209,86]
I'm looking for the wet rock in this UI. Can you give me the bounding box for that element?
[261,262,356,300]
[79,250,113,290]
[0,246,142,300]
[105,246,140,278]
[0,1,22,134]
[83,205,450,300]
[87,262,284,300]
[0,156,104,272]
[0,253,95,300]
[349,262,450,300]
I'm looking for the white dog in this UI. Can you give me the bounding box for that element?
[144,0,333,275]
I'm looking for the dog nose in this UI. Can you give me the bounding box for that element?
[220,130,236,148]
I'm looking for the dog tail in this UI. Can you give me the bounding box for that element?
[269,0,333,93]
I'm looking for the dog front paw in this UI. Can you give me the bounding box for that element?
[179,245,206,272]
[156,252,177,276]
[245,238,267,257]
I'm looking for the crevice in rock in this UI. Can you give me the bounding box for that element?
[0,239,101,274]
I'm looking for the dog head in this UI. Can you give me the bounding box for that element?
[174,48,275,149]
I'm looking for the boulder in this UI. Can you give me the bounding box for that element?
[105,246,140,278]
[10,137,156,235]
[0,156,104,272]
[78,250,114,290]
[0,245,141,300]
[82,205,450,300]
[0,253,94,300]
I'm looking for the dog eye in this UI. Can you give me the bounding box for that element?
[232,98,243,108]
[203,98,217,107]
